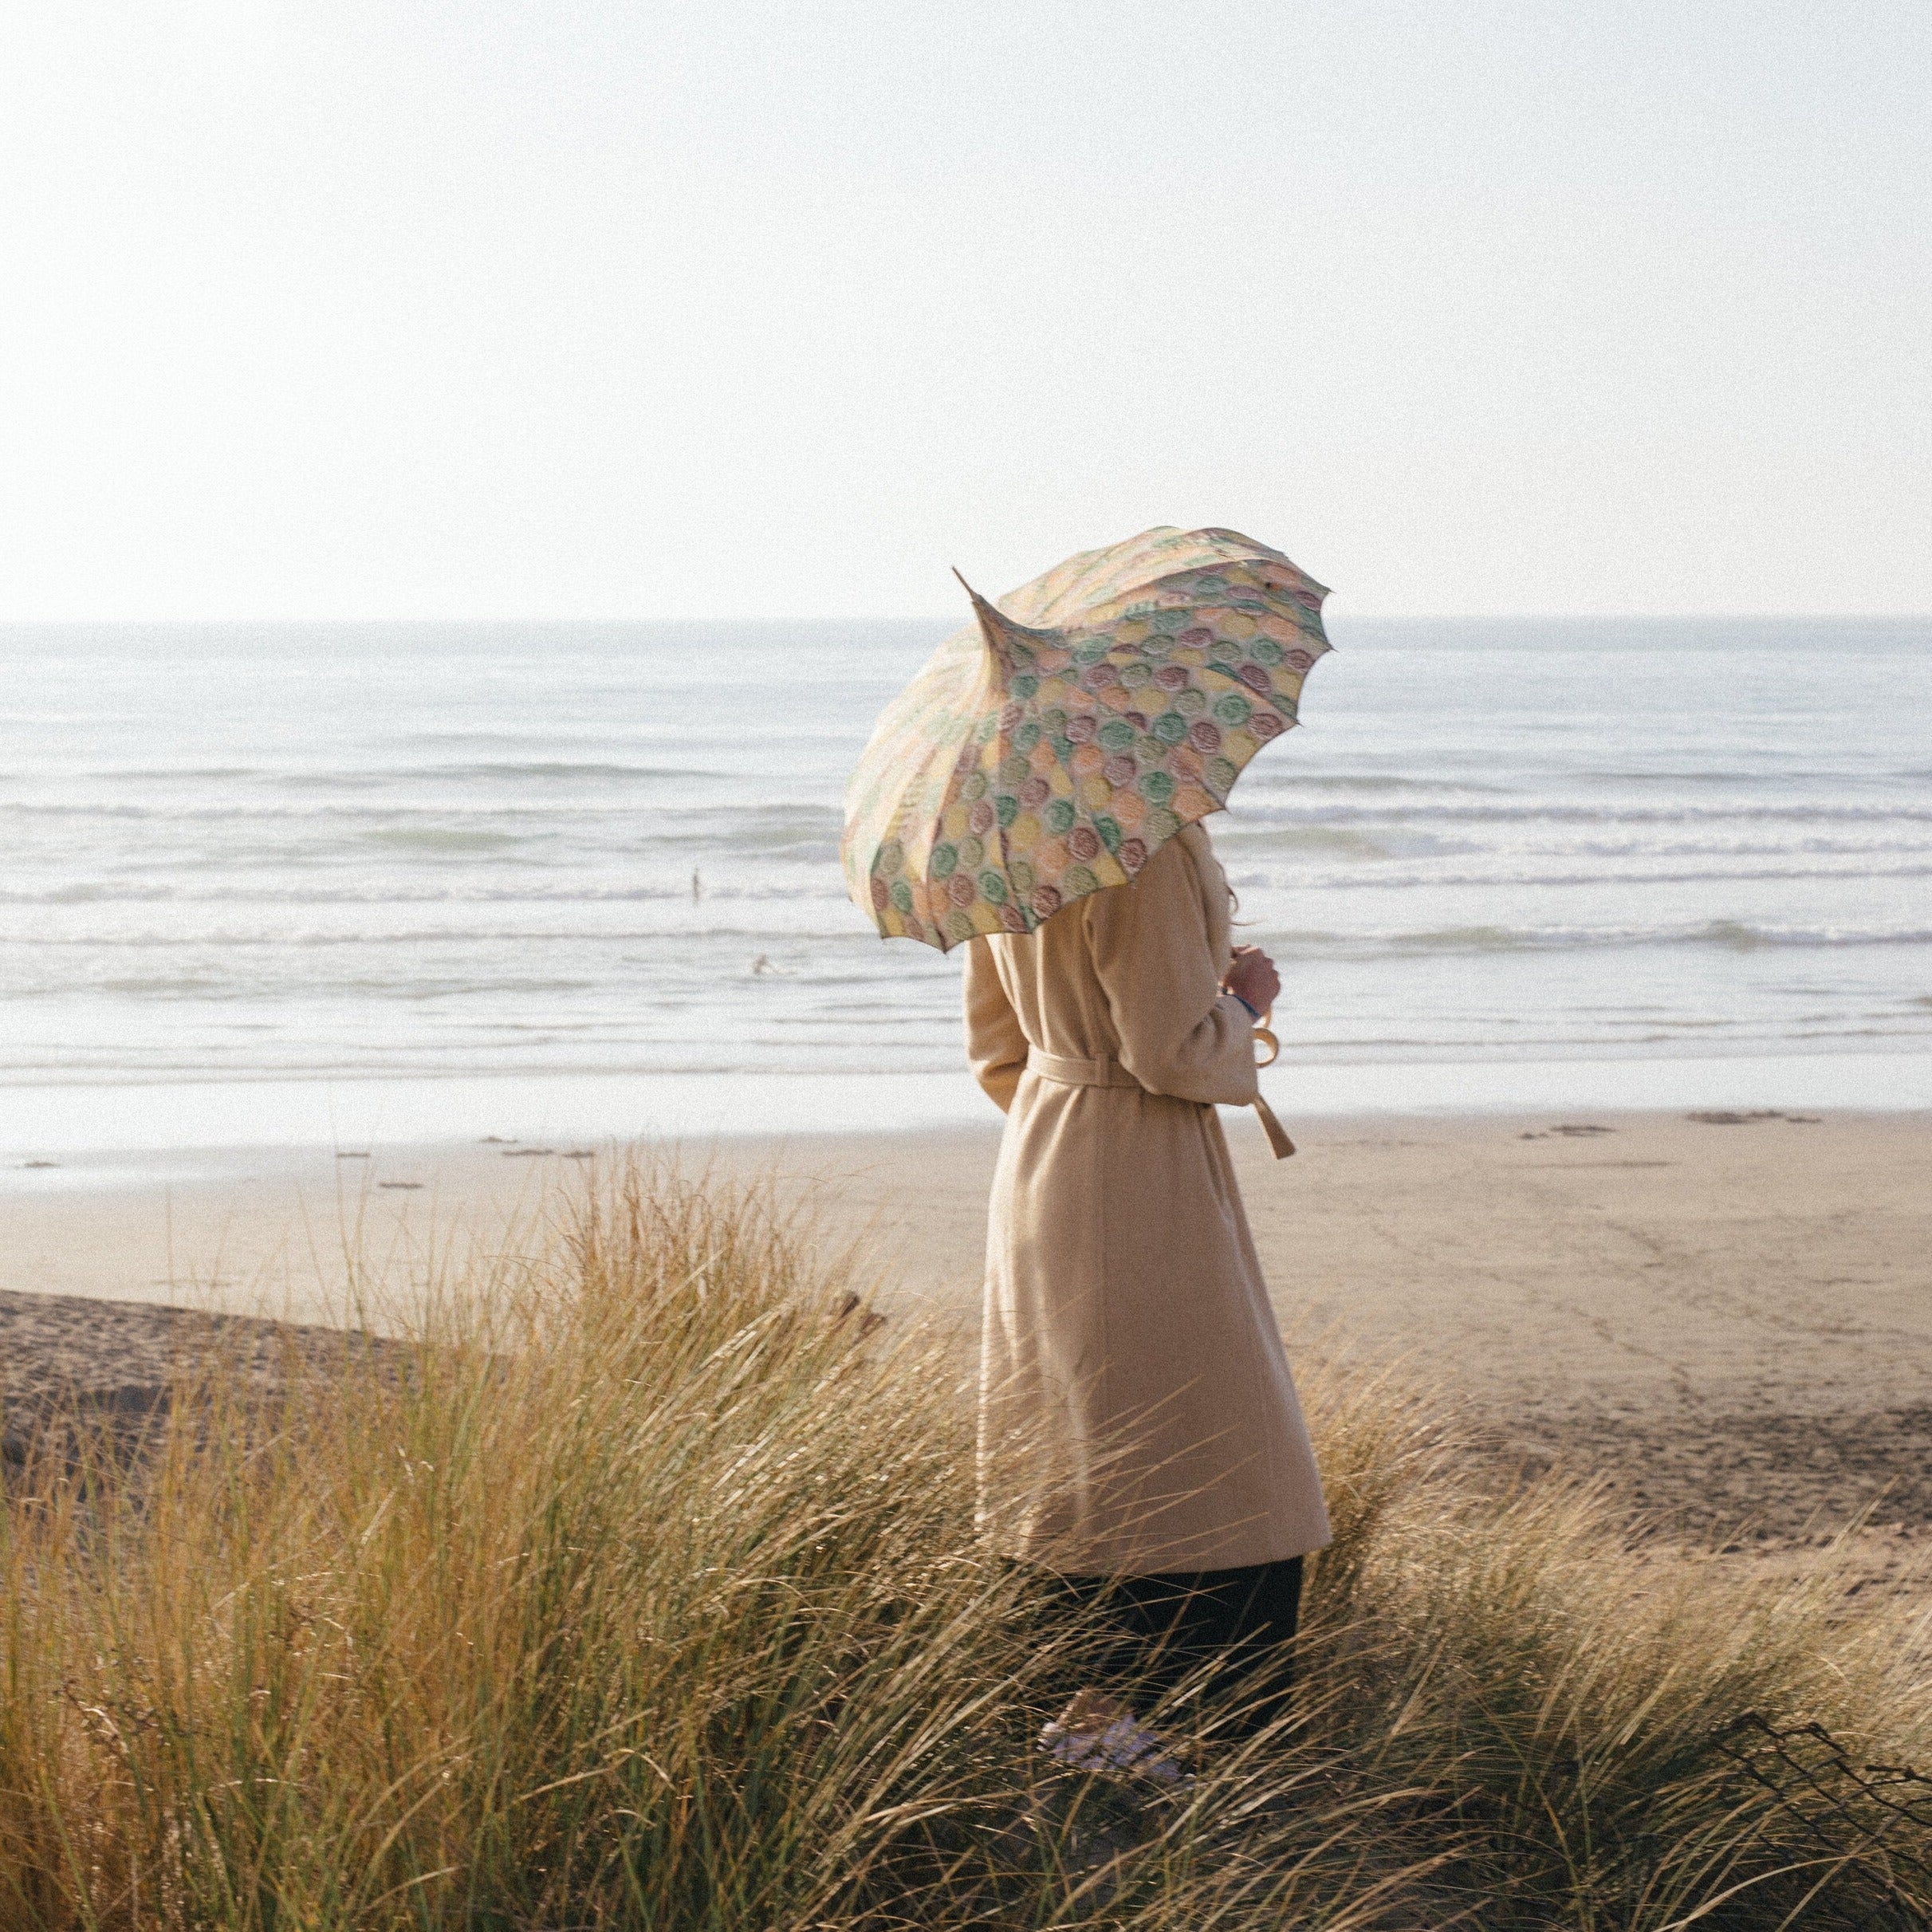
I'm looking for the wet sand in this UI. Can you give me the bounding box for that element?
[5,1108,1929,1597]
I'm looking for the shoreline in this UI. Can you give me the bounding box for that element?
[6,1047,1932,1172]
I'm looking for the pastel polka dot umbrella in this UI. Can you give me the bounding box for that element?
[841,525,1332,950]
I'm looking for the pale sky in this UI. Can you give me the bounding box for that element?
[2,1,1926,621]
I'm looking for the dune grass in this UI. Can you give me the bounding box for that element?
[0,1156,1926,1929]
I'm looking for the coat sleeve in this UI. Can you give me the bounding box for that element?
[962,936,1029,1112]
[1085,837,1260,1107]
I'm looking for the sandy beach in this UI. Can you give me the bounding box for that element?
[6,1105,1928,1599]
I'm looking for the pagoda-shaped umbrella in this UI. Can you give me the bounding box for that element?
[841,525,1331,950]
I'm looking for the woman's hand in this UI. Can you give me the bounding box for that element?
[1222,944,1280,1017]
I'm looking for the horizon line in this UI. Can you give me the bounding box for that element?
[1,611,1929,628]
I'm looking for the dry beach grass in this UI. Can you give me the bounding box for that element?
[14,1108,1932,1621]
[1,1158,1929,1929]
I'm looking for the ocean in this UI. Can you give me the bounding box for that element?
[2,617,1929,1155]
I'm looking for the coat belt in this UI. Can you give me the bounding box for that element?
[1026,1051,1145,1090]
[1025,1051,1297,1160]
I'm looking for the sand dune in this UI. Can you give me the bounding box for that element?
[6,1107,1928,1601]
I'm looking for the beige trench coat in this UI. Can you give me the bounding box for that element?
[962,822,1331,1576]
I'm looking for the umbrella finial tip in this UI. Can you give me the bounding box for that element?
[953,567,1033,664]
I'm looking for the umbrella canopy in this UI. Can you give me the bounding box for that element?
[841,525,1331,950]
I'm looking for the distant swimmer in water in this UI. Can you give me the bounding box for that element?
[691,868,702,901]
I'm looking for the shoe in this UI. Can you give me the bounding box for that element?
[1037,1688,1194,1789]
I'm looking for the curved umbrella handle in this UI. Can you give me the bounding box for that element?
[1251,1007,1280,1068]
[1248,1009,1295,1159]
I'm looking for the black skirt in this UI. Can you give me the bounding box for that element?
[1051,1555,1304,1732]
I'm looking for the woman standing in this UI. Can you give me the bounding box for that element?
[963,819,1328,1743]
